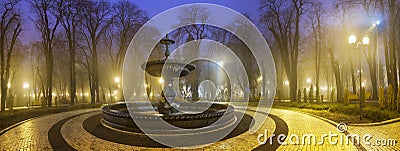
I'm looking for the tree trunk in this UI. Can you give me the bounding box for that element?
[69,40,76,105]
[349,59,357,94]
[46,51,53,107]
[92,43,100,103]
[367,41,378,100]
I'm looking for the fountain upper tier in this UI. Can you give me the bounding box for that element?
[141,60,195,77]
[141,34,195,77]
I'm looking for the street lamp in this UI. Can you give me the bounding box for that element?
[284,80,289,99]
[306,78,312,84]
[349,34,369,120]
[114,77,120,83]
[159,77,164,84]
[23,82,30,107]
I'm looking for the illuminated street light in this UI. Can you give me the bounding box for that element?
[257,76,262,82]
[114,77,120,83]
[348,34,369,121]
[7,82,11,88]
[373,20,380,26]
[284,80,289,86]
[348,34,357,44]
[362,36,369,45]
[23,83,29,89]
[159,77,164,84]
[306,78,312,83]
[23,82,30,107]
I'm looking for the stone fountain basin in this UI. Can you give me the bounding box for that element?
[141,60,196,77]
[101,102,235,134]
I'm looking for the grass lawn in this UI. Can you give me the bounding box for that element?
[0,104,102,131]
[249,101,400,124]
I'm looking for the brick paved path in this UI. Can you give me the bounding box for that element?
[1,106,389,150]
[0,109,98,150]
[349,123,400,150]
[270,109,358,151]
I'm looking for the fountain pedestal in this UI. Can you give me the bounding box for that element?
[101,34,235,135]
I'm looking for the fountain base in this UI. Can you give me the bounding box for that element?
[101,102,235,134]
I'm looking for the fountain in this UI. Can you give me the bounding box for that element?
[101,34,236,134]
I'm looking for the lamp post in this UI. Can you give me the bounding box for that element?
[373,20,380,87]
[284,80,289,99]
[349,34,369,121]
[114,77,120,102]
[23,82,30,107]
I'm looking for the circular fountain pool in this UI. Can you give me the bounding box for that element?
[101,102,235,134]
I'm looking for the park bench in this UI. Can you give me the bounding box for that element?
[32,101,42,106]
[349,92,371,100]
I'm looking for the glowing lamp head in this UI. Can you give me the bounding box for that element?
[348,35,357,44]
[284,80,289,86]
[362,36,369,45]
[23,83,29,89]
[114,77,120,83]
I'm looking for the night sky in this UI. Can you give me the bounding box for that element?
[21,0,261,44]
[20,0,338,44]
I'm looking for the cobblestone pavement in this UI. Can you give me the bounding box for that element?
[2,106,397,150]
[61,109,276,150]
[269,109,359,151]
[0,108,98,150]
[349,123,400,150]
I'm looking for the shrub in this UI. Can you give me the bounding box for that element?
[309,85,314,103]
[344,88,349,105]
[397,87,400,111]
[361,87,366,107]
[388,84,394,111]
[327,103,400,122]
[330,88,335,102]
[303,88,307,103]
[328,104,359,115]
[316,87,320,103]
[379,86,385,110]
[297,89,301,103]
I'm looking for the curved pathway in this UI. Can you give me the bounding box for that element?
[270,109,358,150]
[349,122,400,150]
[0,109,98,150]
[0,106,374,150]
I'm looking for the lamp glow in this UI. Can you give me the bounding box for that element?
[306,78,312,83]
[348,35,357,44]
[23,83,29,89]
[284,80,289,86]
[114,77,120,83]
[362,36,369,45]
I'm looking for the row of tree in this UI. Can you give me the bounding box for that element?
[1,0,399,112]
[259,0,400,104]
[0,0,148,111]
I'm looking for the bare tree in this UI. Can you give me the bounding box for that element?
[259,0,310,102]
[172,5,210,101]
[0,0,22,111]
[113,0,147,76]
[379,0,399,103]
[57,0,84,105]
[80,0,113,103]
[308,1,325,102]
[29,0,61,107]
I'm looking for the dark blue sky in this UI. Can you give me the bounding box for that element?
[134,0,260,18]
[21,0,334,44]
[21,0,260,44]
